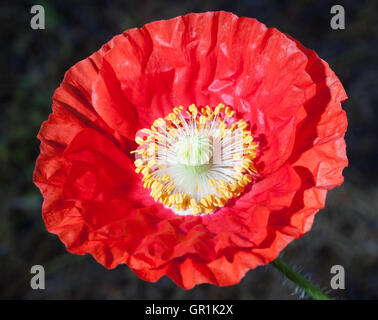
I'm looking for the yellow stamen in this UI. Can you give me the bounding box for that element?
[132,104,258,215]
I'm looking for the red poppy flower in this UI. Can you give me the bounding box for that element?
[34,11,348,289]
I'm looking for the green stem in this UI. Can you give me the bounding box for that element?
[271,257,331,300]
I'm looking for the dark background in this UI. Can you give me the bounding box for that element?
[1,0,377,299]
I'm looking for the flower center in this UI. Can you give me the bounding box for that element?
[133,104,258,215]
[175,135,213,166]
